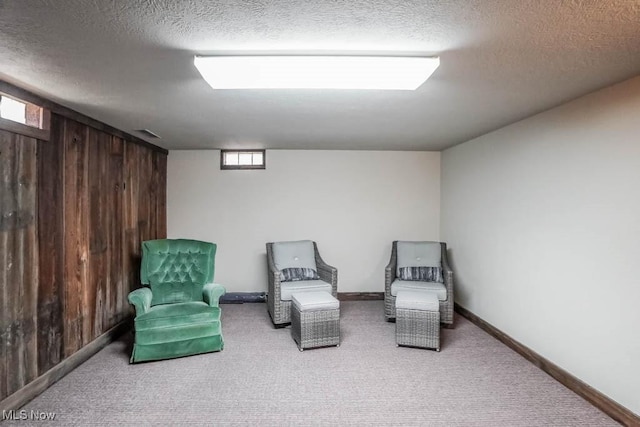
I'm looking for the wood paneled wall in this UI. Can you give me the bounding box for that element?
[0,111,167,401]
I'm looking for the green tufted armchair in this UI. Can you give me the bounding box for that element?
[127,239,226,363]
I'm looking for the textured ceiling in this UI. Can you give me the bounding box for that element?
[1,0,639,151]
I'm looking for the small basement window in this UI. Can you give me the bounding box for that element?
[221,149,265,170]
[0,92,50,140]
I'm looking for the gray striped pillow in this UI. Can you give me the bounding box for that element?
[280,267,319,282]
[398,266,443,282]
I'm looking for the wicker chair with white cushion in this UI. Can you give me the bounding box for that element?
[384,241,454,327]
[266,240,337,327]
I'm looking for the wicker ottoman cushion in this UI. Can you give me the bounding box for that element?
[281,280,333,301]
[395,290,440,310]
[292,291,339,311]
[396,290,440,351]
[391,280,447,300]
[291,291,340,351]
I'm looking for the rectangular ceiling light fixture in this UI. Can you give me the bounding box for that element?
[194,55,439,90]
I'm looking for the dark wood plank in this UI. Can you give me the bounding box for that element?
[36,114,64,375]
[0,130,39,400]
[156,153,167,238]
[154,151,167,239]
[98,134,110,333]
[87,127,108,341]
[124,142,141,295]
[108,136,125,326]
[0,130,14,400]
[62,118,89,357]
[96,130,111,333]
[137,146,151,243]
[145,152,160,239]
[455,303,640,426]
[18,133,39,398]
[0,129,17,400]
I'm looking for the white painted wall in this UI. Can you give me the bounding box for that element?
[441,76,640,415]
[168,150,440,293]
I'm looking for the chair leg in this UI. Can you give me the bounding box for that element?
[267,305,290,328]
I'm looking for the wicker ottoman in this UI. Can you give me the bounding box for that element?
[395,290,440,351]
[291,291,340,351]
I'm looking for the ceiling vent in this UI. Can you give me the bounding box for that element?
[136,128,161,138]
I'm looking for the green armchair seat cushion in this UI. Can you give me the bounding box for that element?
[135,301,220,330]
[134,302,221,345]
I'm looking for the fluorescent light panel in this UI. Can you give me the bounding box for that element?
[194,56,439,90]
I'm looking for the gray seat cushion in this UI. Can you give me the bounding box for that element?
[391,279,447,301]
[396,290,440,311]
[280,280,332,301]
[272,240,317,271]
[292,291,339,311]
[396,241,441,277]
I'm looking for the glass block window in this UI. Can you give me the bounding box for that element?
[221,150,266,170]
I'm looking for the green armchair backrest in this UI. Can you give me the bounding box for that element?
[141,239,217,306]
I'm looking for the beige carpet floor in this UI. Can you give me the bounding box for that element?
[8,301,617,426]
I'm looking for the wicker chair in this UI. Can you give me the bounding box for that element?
[384,241,454,327]
[266,240,337,327]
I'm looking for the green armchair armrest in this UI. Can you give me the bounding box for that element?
[203,283,226,307]
[128,287,152,316]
